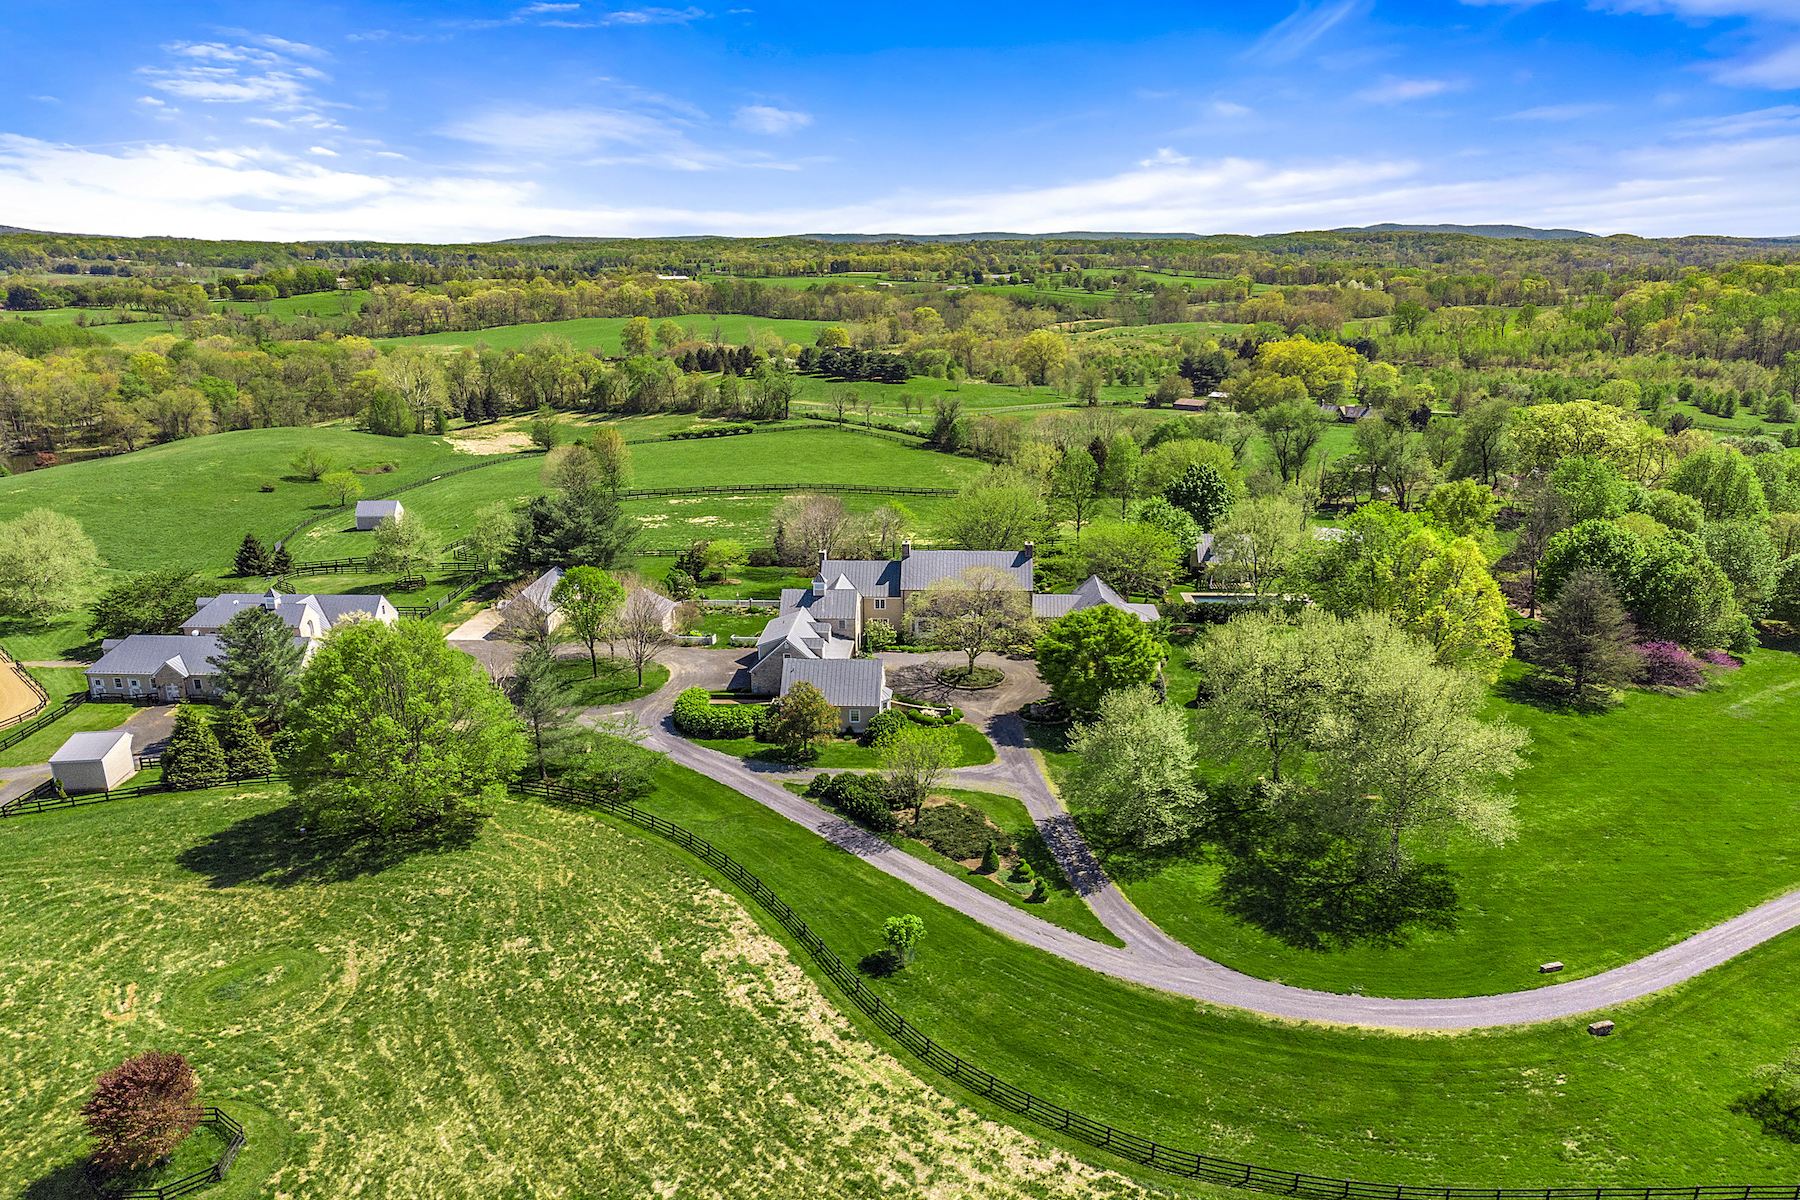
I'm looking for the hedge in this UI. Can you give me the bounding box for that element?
[667,425,755,440]
[805,771,897,833]
[672,686,764,738]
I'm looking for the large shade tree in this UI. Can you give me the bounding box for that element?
[1036,605,1165,714]
[286,618,526,836]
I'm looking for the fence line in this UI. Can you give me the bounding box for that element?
[0,648,50,732]
[1,772,287,818]
[521,777,1798,1198]
[272,451,547,551]
[0,693,84,754]
[619,482,957,500]
[83,1106,246,1200]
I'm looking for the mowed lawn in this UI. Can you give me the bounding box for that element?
[0,428,482,574]
[0,783,1162,1200]
[1074,646,1800,1000]
[376,314,828,355]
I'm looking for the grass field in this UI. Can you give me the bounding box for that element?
[211,290,369,321]
[0,427,480,575]
[555,656,670,705]
[0,781,1164,1199]
[1048,645,1800,1000]
[0,699,133,769]
[376,314,828,355]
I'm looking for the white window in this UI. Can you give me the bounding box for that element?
[872,598,886,610]
[113,678,122,689]
[847,709,861,723]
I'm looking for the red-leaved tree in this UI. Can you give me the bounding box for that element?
[81,1051,203,1173]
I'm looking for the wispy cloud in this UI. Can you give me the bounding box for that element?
[1501,102,1613,119]
[1244,1,1362,63]
[139,39,331,111]
[1209,100,1253,117]
[733,105,811,134]
[1356,77,1454,103]
[443,105,793,170]
[1138,147,1191,166]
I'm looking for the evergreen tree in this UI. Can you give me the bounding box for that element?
[1530,568,1642,705]
[508,641,582,780]
[162,704,227,790]
[1028,876,1049,903]
[208,606,305,723]
[269,542,293,574]
[234,532,271,576]
[979,840,1000,874]
[218,706,278,780]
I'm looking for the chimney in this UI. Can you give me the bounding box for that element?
[812,549,828,596]
[1022,542,1034,560]
[900,540,911,560]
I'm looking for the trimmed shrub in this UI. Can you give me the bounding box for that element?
[1700,649,1743,671]
[1635,641,1703,689]
[860,710,907,746]
[912,802,1014,861]
[903,705,964,727]
[806,771,896,832]
[672,686,762,738]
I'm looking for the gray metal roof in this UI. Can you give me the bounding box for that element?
[50,729,133,763]
[1033,575,1159,623]
[779,657,889,709]
[89,634,225,677]
[519,567,565,613]
[184,590,397,634]
[900,549,1033,593]
[356,499,404,516]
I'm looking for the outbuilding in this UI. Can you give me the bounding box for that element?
[49,729,136,794]
[355,499,404,531]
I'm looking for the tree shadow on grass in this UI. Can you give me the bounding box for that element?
[175,804,486,889]
[20,1160,90,1200]
[1492,671,1596,716]
[1067,808,1206,886]
[858,949,904,978]
[1206,803,1460,952]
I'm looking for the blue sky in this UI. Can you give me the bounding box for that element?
[3,0,1799,240]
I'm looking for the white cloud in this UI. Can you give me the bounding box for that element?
[1138,147,1191,166]
[1711,38,1800,85]
[9,104,1800,241]
[308,146,338,156]
[1356,77,1454,103]
[138,39,331,112]
[1210,101,1253,117]
[1245,1,1363,62]
[733,105,812,134]
[1501,102,1613,119]
[247,117,286,128]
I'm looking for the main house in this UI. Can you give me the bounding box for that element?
[86,587,398,703]
[742,543,1159,695]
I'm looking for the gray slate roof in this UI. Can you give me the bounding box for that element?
[89,634,225,677]
[356,499,404,518]
[50,729,133,763]
[779,657,890,709]
[899,549,1033,593]
[814,558,902,597]
[1031,575,1159,623]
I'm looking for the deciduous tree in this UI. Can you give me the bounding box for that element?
[286,619,526,836]
[551,565,625,675]
[0,508,98,620]
[367,512,443,580]
[916,565,1037,674]
[768,680,839,760]
[1036,604,1165,713]
[88,568,208,640]
[880,723,956,819]
[81,1052,203,1175]
[1066,685,1207,849]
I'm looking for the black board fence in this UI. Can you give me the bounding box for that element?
[618,482,957,500]
[521,777,1799,1199]
[0,694,84,754]
[83,1106,246,1200]
[1,772,285,818]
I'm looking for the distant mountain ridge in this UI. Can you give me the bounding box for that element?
[490,231,1214,245]
[1326,222,1597,240]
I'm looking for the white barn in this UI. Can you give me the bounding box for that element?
[355,499,404,531]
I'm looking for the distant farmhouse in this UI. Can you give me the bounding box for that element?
[86,587,398,702]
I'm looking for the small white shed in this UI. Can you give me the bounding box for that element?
[49,729,136,794]
[355,499,404,531]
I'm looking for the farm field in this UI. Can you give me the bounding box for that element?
[0,781,1166,1200]
[0,427,478,576]
[211,289,369,320]
[376,313,827,355]
[299,426,984,558]
[1047,645,1800,1000]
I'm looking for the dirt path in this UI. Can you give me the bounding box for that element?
[0,655,46,728]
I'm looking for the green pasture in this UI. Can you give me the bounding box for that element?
[0,699,134,770]
[635,762,1800,1184]
[1054,644,1800,1000]
[211,289,368,321]
[0,782,1159,1199]
[0,427,478,576]
[376,314,827,355]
